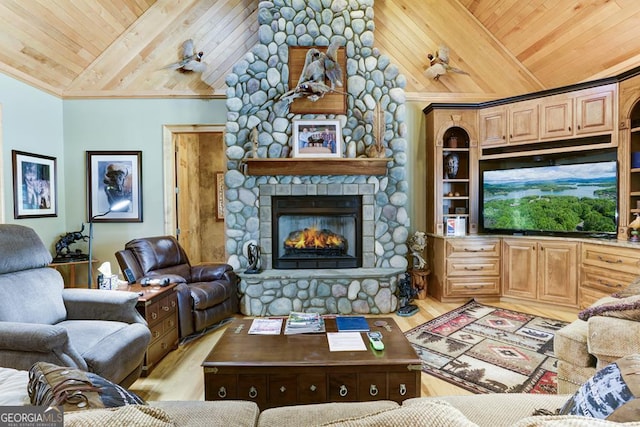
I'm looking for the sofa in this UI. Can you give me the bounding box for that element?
[0,224,151,388]
[0,366,603,426]
[554,283,640,394]
[115,235,239,339]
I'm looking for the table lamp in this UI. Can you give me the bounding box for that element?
[87,199,131,288]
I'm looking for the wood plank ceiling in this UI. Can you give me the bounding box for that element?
[0,0,639,101]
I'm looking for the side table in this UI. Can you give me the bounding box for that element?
[127,283,179,375]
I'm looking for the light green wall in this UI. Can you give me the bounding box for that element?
[63,98,227,270]
[1,72,427,276]
[0,73,66,248]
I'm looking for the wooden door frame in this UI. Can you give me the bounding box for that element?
[162,124,225,235]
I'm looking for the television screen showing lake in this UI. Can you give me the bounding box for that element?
[482,161,617,234]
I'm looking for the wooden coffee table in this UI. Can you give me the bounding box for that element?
[202,317,421,409]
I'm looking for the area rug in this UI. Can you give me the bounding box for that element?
[405,299,569,394]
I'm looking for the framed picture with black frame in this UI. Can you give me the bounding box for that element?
[87,151,142,222]
[12,150,57,218]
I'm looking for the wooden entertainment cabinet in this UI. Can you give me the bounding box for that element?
[424,72,640,309]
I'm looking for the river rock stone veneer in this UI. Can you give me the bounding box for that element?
[224,0,410,314]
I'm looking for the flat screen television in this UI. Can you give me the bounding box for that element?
[479,149,618,238]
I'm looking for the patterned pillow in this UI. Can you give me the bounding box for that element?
[28,362,145,412]
[612,276,640,298]
[559,354,640,421]
[578,295,640,321]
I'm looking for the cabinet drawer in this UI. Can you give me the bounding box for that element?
[446,277,500,296]
[388,372,419,402]
[238,375,267,407]
[269,374,297,406]
[328,373,357,402]
[581,266,635,295]
[146,326,178,365]
[447,258,500,276]
[446,239,501,257]
[298,373,326,404]
[204,373,237,401]
[358,374,387,401]
[582,244,640,275]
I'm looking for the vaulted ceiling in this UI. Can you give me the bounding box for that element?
[1,0,639,101]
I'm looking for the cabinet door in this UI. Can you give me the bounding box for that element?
[502,239,537,299]
[479,107,507,146]
[540,97,573,139]
[509,101,539,143]
[575,89,613,135]
[537,242,578,306]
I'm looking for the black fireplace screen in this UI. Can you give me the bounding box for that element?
[272,195,362,269]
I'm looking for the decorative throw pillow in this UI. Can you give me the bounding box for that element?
[577,295,640,321]
[559,354,640,422]
[612,276,640,298]
[28,362,145,412]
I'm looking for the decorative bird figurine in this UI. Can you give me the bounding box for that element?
[323,39,343,89]
[424,46,468,81]
[163,39,207,73]
[629,214,640,230]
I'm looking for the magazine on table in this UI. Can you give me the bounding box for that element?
[248,318,283,335]
[284,311,326,335]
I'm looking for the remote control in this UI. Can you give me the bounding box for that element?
[366,331,384,351]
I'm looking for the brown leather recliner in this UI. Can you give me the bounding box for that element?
[115,236,238,339]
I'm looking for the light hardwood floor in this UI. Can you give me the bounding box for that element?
[129,296,578,401]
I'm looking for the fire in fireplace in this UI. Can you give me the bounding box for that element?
[284,227,348,256]
[272,195,362,269]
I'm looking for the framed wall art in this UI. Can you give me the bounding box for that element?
[216,171,225,220]
[288,46,347,114]
[12,150,57,218]
[87,151,142,222]
[292,119,342,158]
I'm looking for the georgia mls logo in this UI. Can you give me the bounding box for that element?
[0,406,63,427]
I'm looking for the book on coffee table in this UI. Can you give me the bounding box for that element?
[335,315,369,332]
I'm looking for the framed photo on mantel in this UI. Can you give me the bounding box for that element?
[292,119,342,158]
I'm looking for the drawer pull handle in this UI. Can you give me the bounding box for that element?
[399,384,407,396]
[153,331,160,338]
[463,286,480,290]
[161,343,167,350]
[463,248,485,252]
[309,384,317,392]
[218,386,227,398]
[369,385,378,396]
[464,267,483,271]
[168,320,175,327]
[163,306,170,311]
[151,313,158,320]
[248,386,258,399]
[597,255,622,264]
[339,385,348,397]
[279,386,286,393]
[171,301,176,307]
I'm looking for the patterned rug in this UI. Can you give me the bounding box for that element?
[405,299,569,394]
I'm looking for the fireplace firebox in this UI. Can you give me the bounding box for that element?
[272,195,362,269]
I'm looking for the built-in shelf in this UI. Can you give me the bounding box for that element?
[243,158,390,176]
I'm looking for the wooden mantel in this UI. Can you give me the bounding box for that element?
[243,158,390,176]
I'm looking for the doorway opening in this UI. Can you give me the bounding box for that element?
[162,125,226,264]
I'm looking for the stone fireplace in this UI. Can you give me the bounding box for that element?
[223,0,409,315]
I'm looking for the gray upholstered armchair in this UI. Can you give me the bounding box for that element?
[0,224,151,388]
[115,235,238,339]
